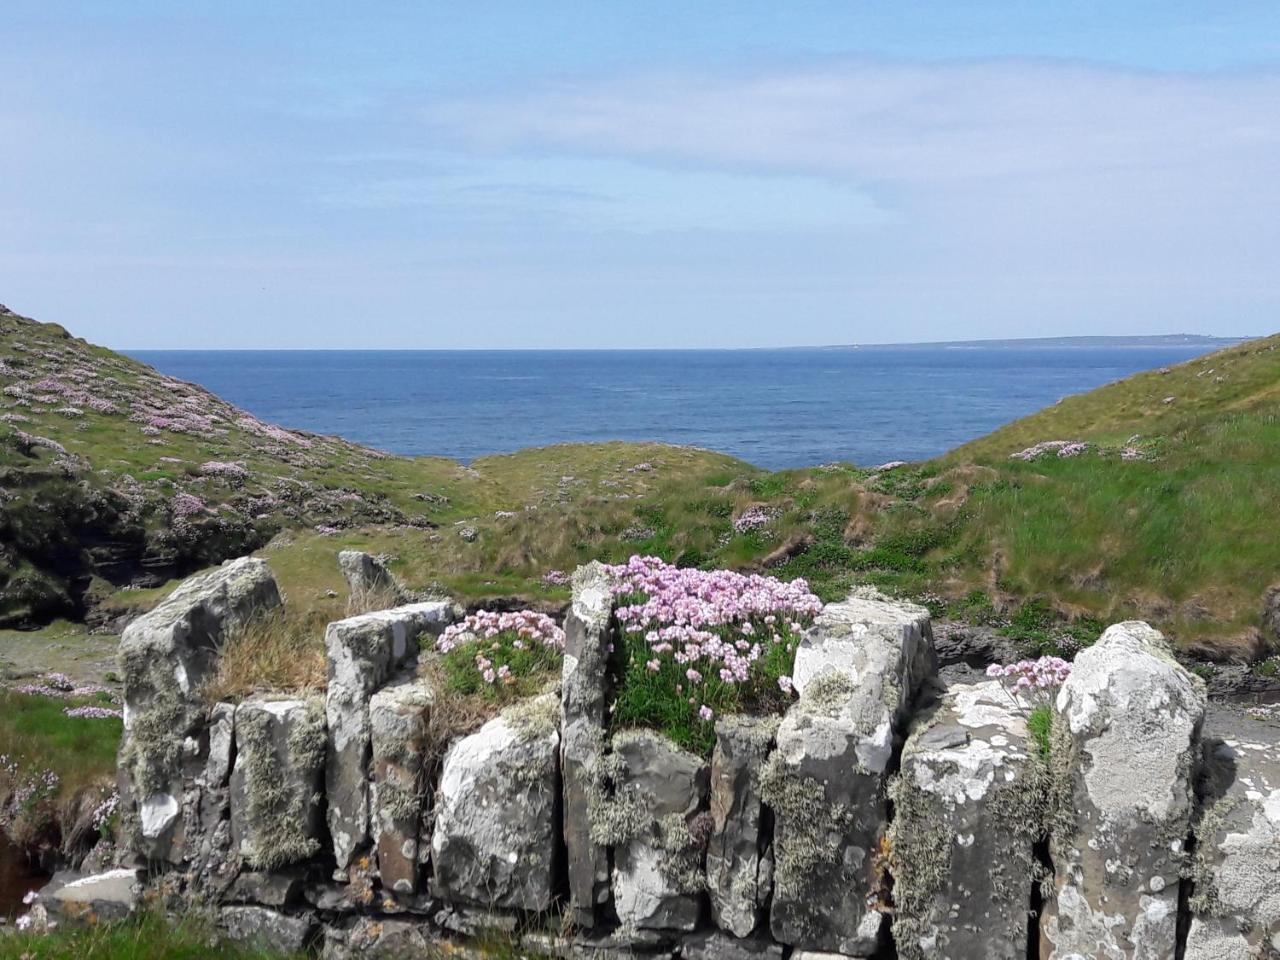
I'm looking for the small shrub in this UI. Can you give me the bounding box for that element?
[434,610,564,701]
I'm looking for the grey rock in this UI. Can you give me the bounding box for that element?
[229,697,326,870]
[766,592,936,955]
[339,550,402,607]
[322,917,440,960]
[228,871,304,907]
[42,868,140,922]
[890,680,1044,960]
[706,715,777,938]
[370,673,434,894]
[560,561,618,928]
[682,929,784,960]
[1264,584,1280,646]
[1184,704,1280,959]
[325,602,455,871]
[220,905,316,953]
[205,701,235,787]
[608,729,710,932]
[117,556,281,864]
[431,694,560,911]
[1041,621,1206,960]
[432,904,520,937]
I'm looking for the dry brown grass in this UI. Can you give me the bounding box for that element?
[345,581,403,618]
[203,609,328,703]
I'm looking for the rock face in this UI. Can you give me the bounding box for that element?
[339,550,402,606]
[431,695,561,911]
[706,715,777,938]
[607,729,710,933]
[42,869,141,923]
[117,556,282,864]
[369,674,434,894]
[229,697,326,871]
[220,905,316,953]
[1184,705,1280,959]
[560,561,617,928]
[1041,621,1206,960]
[889,680,1044,960]
[325,602,455,872]
[766,592,936,956]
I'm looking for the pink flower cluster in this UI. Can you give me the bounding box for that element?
[64,705,123,720]
[986,655,1072,707]
[170,492,208,518]
[1010,441,1089,461]
[732,506,775,534]
[542,569,570,587]
[10,672,119,703]
[437,609,566,685]
[200,460,249,480]
[91,791,119,831]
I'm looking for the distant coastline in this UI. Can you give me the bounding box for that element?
[800,333,1250,352]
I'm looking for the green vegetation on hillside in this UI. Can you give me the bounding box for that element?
[3,302,1279,658]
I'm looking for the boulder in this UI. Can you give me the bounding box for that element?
[560,561,618,928]
[117,556,281,864]
[369,674,435,894]
[1264,584,1280,646]
[42,868,140,923]
[221,905,316,953]
[339,550,402,607]
[706,715,777,938]
[1040,621,1206,960]
[766,592,936,955]
[1184,704,1280,959]
[325,602,455,871]
[431,694,561,911]
[889,680,1045,960]
[322,917,440,959]
[229,697,326,870]
[607,729,709,933]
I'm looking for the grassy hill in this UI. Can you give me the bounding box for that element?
[3,302,1278,659]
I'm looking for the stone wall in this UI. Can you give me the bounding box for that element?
[92,556,1280,958]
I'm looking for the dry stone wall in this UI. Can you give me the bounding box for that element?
[94,555,1280,959]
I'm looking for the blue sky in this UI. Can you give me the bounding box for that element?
[3,2,1278,348]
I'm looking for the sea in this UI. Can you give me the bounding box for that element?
[129,345,1226,470]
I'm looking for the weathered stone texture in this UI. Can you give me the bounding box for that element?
[369,674,434,894]
[117,556,281,864]
[431,694,561,911]
[890,680,1044,960]
[325,601,455,871]
[560,561,617,928]
[706,715,777,938]
[221,905,316,953]
[766,591,936,956]
[1041,621,1206,960]
[1184,705,1280,960]
[339,550,402,606]
[229,697,326,871]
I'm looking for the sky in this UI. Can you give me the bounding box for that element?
[2,2,1279,349]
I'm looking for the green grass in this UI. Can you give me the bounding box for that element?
[1026,703,1053,763]
[0,912,304,960]
[435,632,562,702]
[0,691,121,793]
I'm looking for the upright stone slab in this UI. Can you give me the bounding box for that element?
[431,694,561,911]
[608,730,710,933]
[339,550,402,606]
[766,591,936,956]
[229,697,326,871]
[117,556,281,864]
[325,602,455,872]
[369,674,434,895]
[1184,705,1280,959]
[706,715,777,938]
[1041,621,1206,960]
[889,680,1044,960]
[560,561,617,928]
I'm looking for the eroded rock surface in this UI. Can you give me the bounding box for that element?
[766,592,936,956]
[431,694,561,911]
[339,550,402,606]
[607,729,710,933]
[369,674,434,894]
[560,561,617,928]
[117,556,281,864]
[1041,621,1206,960]
[221,905,316,953]
[325,602,455,872]
[890,680,1045,960]
[1184,704,1280,959]
[229,697,326,871]
[706,715,777,938]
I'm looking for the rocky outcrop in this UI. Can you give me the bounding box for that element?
[1184,705,1280,959]
[339,550,403,606]
[765,592,936,956]
[117,556,281,865]
[1041,621,1206,960]
[431,695,561,911]
[560,561,617,928]
[706,715,776,938]
[889,680,1045,960]
[369,674,434,894]
[607,729,710,934]
[229,697,326,871]
[325,602,455,872]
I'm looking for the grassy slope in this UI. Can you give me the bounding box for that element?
[3,302,1279,656]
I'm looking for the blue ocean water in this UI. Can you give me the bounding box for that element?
[130,346,1217,470]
